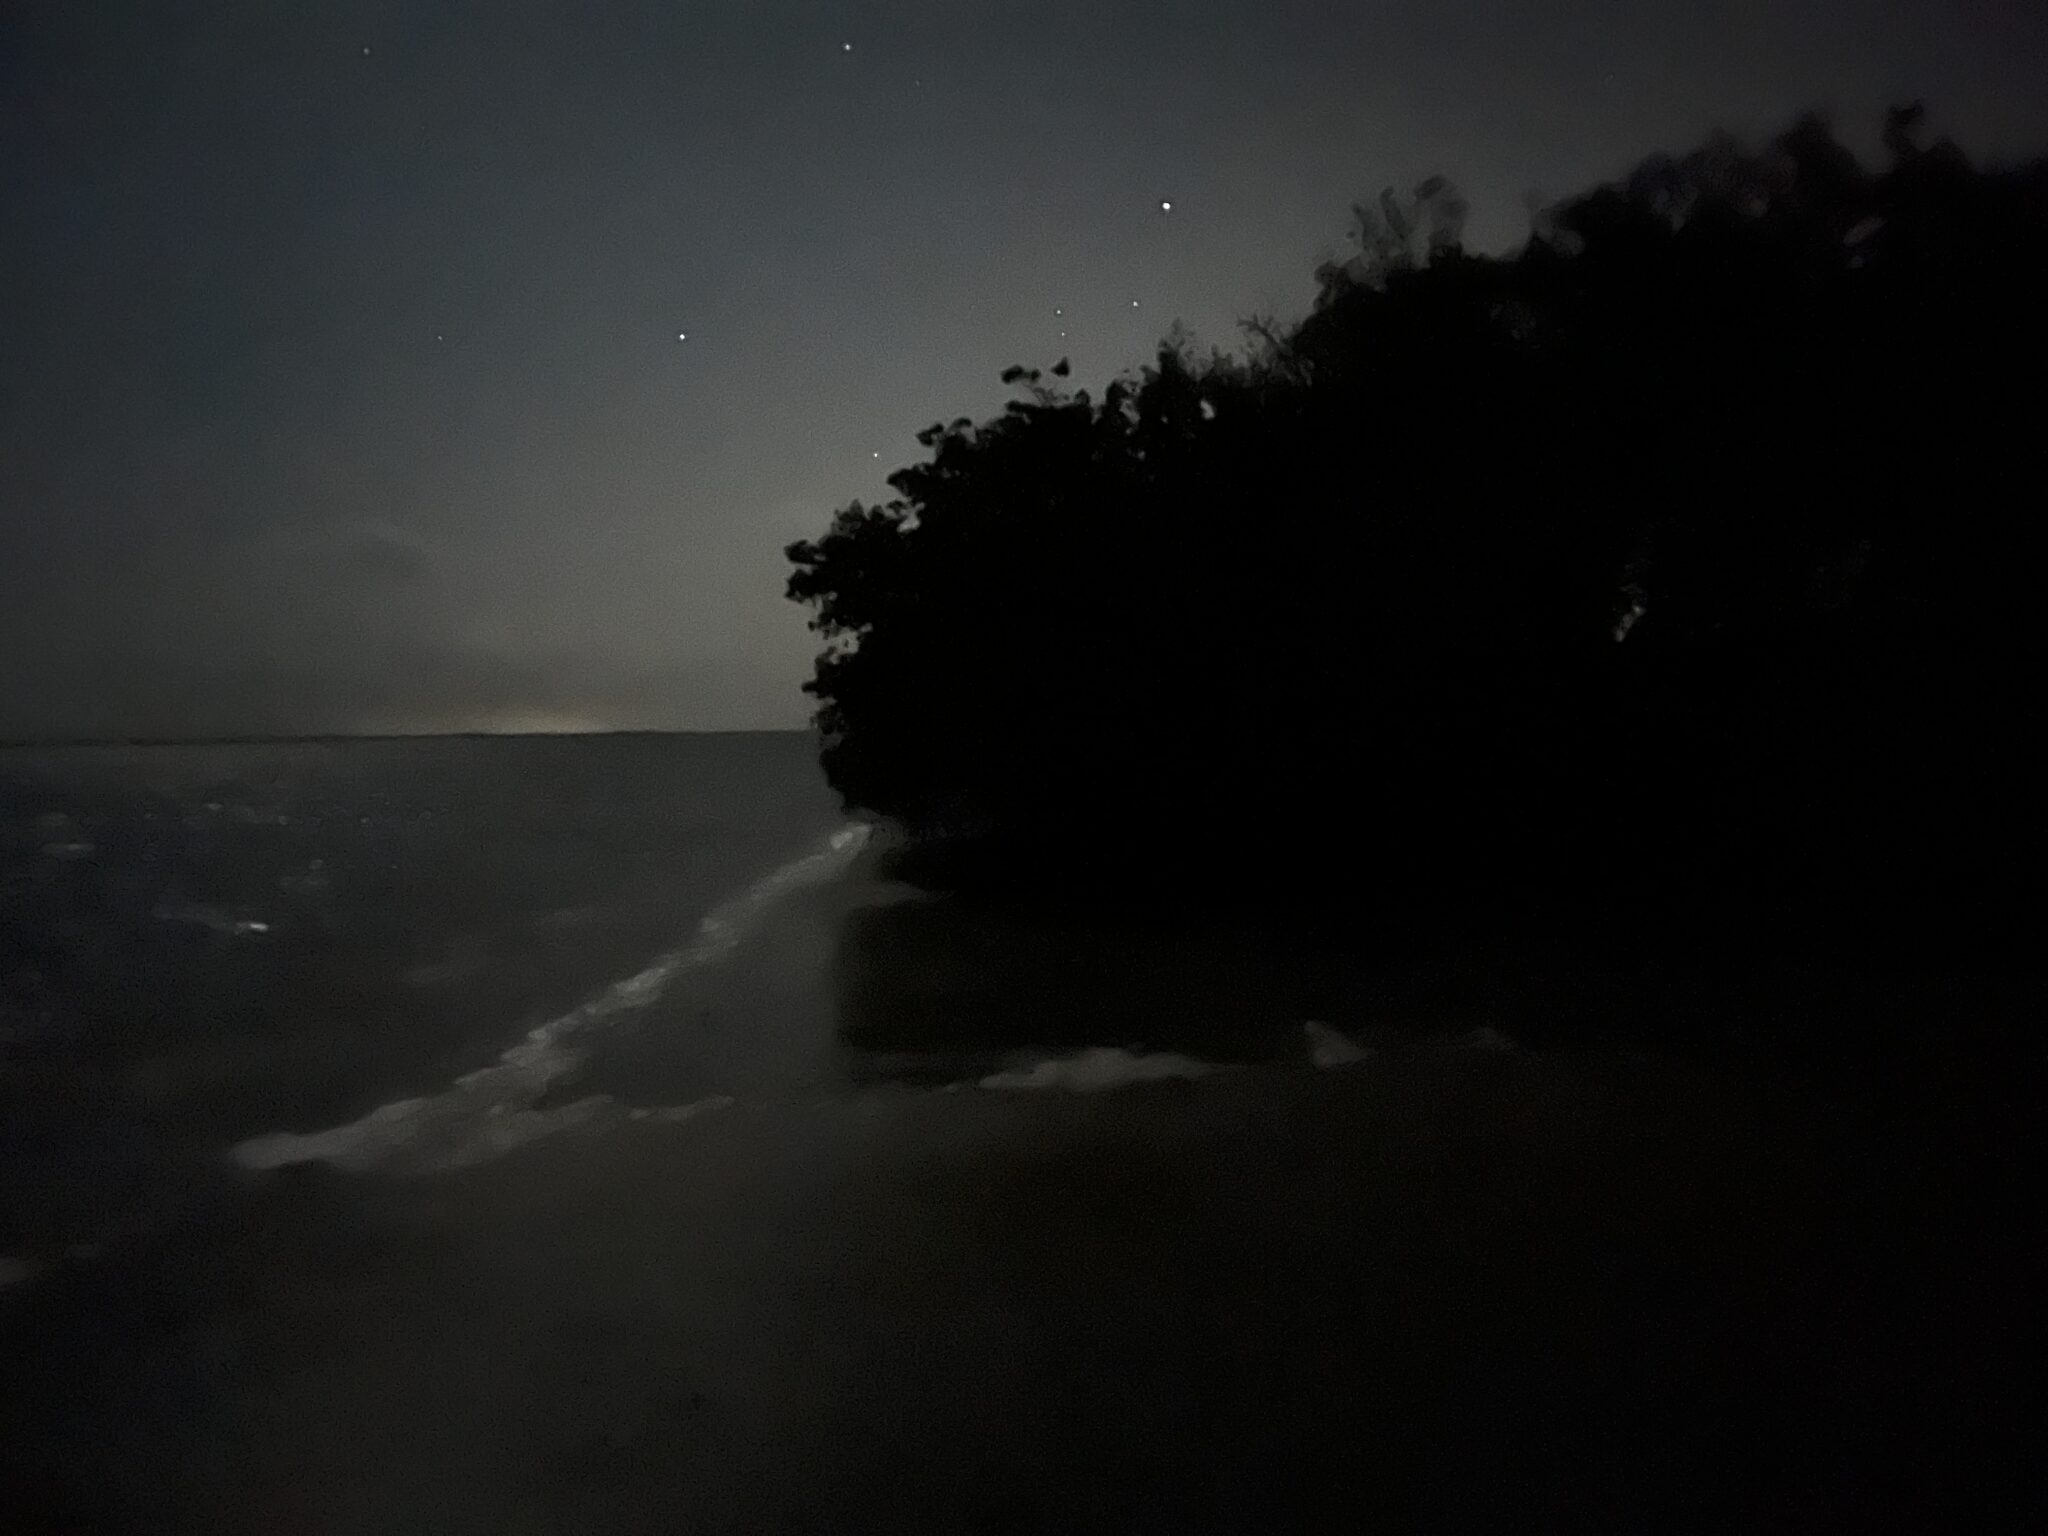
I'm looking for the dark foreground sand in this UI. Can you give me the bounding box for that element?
[2,877,2034,1533]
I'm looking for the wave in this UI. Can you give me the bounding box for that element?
[977,1046,1231,1093]
[155,902,272,936]
[231,823,870,1176]
[1303,1020,1370,1067]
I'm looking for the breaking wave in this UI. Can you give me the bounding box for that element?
[155,902,273,936]
[977,1046,1231,1093]
[231,824,870,1176]
[1303,1020,1371,1067]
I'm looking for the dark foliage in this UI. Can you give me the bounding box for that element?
[788,109,2048,956]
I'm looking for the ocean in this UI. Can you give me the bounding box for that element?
[0,732,854,1260]
[0,734,2031,1530]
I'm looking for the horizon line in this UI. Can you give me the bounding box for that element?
[0,727,816,749]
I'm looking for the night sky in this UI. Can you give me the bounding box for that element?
[5,2,2044,739]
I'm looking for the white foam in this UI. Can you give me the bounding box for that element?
[231,825,869,1176]
[628,1095,735,1125]
[978,1046,1228,1093]
[155,902,271,937]
[279,858,330,898]
[1303,1020,1371,1068]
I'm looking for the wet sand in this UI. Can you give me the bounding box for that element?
[2,873,2032,1532]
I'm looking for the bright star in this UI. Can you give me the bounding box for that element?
[677,332,688,341]
[841,42,853,52]
[1160,200,1173,212]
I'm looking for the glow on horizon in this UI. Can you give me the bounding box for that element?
[474,709,614,735]
[372,708,619,736]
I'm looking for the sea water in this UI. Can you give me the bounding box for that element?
[0,732,850,1259]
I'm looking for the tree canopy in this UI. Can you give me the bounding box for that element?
[787,109,2047,947]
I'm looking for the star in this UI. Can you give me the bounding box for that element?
[361,46,371,57]
[1160,199,1173,212]
[841,42,853,53]
[1054,307,1064,316]
[1131,299,1140,308]
[677,332,688,341]
[871,451,881,459]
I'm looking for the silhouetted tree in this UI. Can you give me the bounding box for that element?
[788,108,2048,951]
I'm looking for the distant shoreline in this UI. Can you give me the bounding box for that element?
[0,727,815,750]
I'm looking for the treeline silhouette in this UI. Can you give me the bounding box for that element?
[788,108,2046,963]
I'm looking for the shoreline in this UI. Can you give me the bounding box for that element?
[5,1029,2028,1530]
[3,815,2035,1528]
